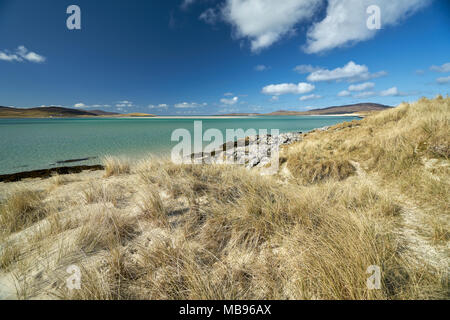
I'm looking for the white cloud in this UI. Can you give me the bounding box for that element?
[219,108,239,114]
[293,64,322,74]
[270,96,279,102]
[304,0,430,54]
[174,102,207,108]
[254,64,269,71]
[436,76,450,84]
[116,100,134,107]
[262,82,315,96]
[354,91,376,98]
[148,104,169,109]
[224,92,234,96]
[345,86,407,98]
[430,63,450,73]
[0,46,46,63]
[348,82,375,92]
[307,61,387,83]
[338,90,351,97]
[220,96,239,105]
[0,52,21,62]
[380,87,400,96]
[299,94,321,101]
[200,8,219,24]
[222,0,321,52]
[201,0,428,54]
[74,103,87,109]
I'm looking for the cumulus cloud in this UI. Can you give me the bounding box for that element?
[222,0,321,52]
[200,0,428,54]
[270,96,279,102]
[254,64,269,71]
[74,103,87,109]
[0,52,21,62]
[262,82,315,96]
[338,90,351,97]
[0,46,46,63]
[293,64,322,74]
[380,87,400,96]
[354,91,376,99]
[436,76,450,84]
[430,63,450,73]
[352,86,405,98]
[220,96,239,105]
[116,100,134,107]
[299,94,321,101]
[174,102,207,108]
[304,0,430,54]
[348,82,375,92]
[306,61,387,83]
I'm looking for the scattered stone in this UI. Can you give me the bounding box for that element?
[187,132,303,169]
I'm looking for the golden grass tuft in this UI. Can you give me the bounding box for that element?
[138,189,168,226]
[76,207,138,253]
[0,190,47,236]
[103,156,131,177]
[0,244,21,271]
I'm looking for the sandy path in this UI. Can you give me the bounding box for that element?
[349,161,449,273]
[0,273,17,300]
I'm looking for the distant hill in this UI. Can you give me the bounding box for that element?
[217,113,261,117]
[89,110,120,116]
[266,103,392,116]
[121,113,156,117]
[0,106,118,118]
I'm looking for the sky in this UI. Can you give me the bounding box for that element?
[1,0,449,115]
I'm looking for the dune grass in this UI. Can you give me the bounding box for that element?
[1,96,448,300]
[0,190,47,237]
[103,156,131,178]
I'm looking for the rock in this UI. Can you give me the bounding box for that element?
[185,131,304,169]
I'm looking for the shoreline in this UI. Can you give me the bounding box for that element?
[0,130,318,182]
[0,114,362,120]
[0,165,104,183]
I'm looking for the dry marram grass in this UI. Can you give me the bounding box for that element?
[0,96,448,300]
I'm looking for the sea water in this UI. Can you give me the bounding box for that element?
[0,116,358,175]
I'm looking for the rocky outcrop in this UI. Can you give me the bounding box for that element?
[187,132,304,169]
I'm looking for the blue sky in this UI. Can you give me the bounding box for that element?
[1,0,449,115]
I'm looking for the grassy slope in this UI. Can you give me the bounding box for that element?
[0,106,128,118]
[0,96,448,300]
[0,106,98,118]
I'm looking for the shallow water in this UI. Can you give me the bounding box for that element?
[0,116,358,175]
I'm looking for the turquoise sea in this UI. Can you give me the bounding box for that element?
[0,116,358,175]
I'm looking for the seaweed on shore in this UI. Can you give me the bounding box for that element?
[0,165,104,183]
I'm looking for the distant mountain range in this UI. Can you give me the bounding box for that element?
[0,103,392,118]
[267,103,392,116]
[0,106,155,118]
[222,103,392,116]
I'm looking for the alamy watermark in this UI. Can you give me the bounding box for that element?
[66,265,81,290]
[67,5,81,30]
[367,5,381,30]
[366,265,382,290]
[171,121,280,174]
